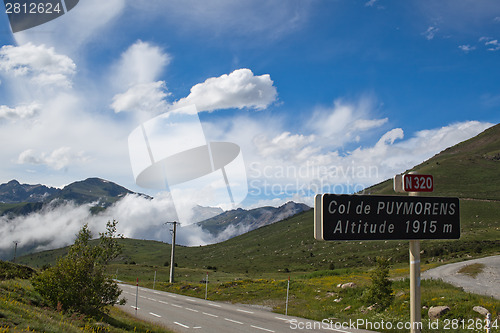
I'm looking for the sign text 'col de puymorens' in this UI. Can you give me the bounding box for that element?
[315,194,460,241]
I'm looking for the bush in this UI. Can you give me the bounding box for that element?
[363,256,394,311]
[32,220,125,315]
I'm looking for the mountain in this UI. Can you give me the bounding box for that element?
[365,123,500,200]
[194,201,311,242]
[0,180,59,204]
[19,123,500,272]
[54,177,135,206]
[0,177,141,217]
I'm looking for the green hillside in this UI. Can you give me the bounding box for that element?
[18,123,500,276]
[366,123,500,199]
[18,199,500,276]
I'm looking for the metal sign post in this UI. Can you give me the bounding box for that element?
[135,277,139,316]
[409,185,421,333]
[285,276,290,316]
[315,173,459,333]
[205,272,209,300]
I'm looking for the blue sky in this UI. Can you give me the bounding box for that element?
[0,0,499,213]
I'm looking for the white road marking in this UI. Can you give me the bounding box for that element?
[147,298,157,301]
[185,307,199,313]
[171,304,182,308]
[208,303,221,308]
[159,300,169,305]
[186,298,197,302]
[153,291,161,295]
[149,312,161,318]
[167,294,177,298]
[275,316,291,322]
[130,306,140,310]
[174,322,190,328]
[193,326,202,329]
[225,318,244,325]
[202,312,218,317]
[237,309,254,314]
[251,325,275,332]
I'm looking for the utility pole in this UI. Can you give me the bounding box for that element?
[166,222,179,283]
[12,241,19,263]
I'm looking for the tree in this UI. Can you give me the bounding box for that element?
[32,220,125,314]
[363,256,394,311]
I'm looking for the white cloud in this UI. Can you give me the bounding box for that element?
[0,103,40,120]
[458,44,476,52]
[423,26,439,40]
[485,39,500,51]
[111,41,171,90]
[111,81,170,114]
[216,113,492,206]
[0,192,217,255]
[0,43,76,88]
[174,68,277,112]
[17,147,89,170]
[365,0,378,7]
[254,132,317,160]
[307,98,388,147]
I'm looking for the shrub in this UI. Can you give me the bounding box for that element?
[32,220,125,315]
[363,256,394,311]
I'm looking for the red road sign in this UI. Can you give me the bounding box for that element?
[403,174,433,192]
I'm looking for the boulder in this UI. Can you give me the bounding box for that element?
[473,306,490,316]
[428,306,450,320]
[341,282,356,289]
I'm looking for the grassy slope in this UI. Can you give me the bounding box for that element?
[18,199,500,277]
[12,124,500,332]
[0,261,173,333]
[18,124,500,274]
[366,123,500,199]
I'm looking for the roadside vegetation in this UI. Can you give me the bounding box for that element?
[0,221,173,333]
[457,263,485,278]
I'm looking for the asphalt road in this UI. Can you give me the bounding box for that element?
[421,255,500,299]
[117,283,375,333]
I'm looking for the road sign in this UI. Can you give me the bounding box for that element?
[403,174,433,192]
[315,194,460,241]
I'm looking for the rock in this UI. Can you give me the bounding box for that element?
[326,292,336,297]
[333,298,342,303]
[422,305,428,310]
[343,306,351,311]
[473,306,490,316]
[367,303,378,311]
[341,282,356,289]
[428,306,450,320]
[337,283,342,288]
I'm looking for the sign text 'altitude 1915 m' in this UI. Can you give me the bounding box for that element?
[315,194,460,241]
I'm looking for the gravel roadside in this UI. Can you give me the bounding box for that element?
[421,255,500,300]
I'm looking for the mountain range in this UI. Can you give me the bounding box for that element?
[0,177,137,216]
[189,201,310,243]
[15,123,500,271]
[0,177,310,259]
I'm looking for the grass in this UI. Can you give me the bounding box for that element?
[0,278,174,333]
[365,124,500,201]
[457,263,485,278]
[117,267,500,333]
[0,260,173,333]
[18,199,500,277]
